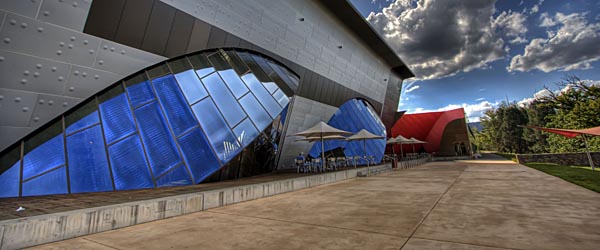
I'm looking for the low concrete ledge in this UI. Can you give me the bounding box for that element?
[0,164,390,250]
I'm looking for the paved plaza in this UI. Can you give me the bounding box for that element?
[27,156,600,250]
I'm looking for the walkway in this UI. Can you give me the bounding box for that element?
[27,156,600,250]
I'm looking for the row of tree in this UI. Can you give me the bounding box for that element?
[474,76,600,154]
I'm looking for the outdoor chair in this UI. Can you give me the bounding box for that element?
[295,159,304,173]
[336,157,347,168]
[327,157,337,171]
[353,156,362,167]
[311,158,323,172]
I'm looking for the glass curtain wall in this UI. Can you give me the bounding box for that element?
[0,49,295,198]
[309,99,386,164]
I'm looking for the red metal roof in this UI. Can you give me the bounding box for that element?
[391,108,466,153]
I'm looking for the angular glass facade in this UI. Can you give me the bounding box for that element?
[309,99,387,164]
[0,49,295,197]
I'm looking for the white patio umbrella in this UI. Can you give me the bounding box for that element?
[387,135,411,160]
[290,122,353,169]
[346,129,385,174]
[406,137,427,153]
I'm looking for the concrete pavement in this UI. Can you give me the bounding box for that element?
[27,157,600,250]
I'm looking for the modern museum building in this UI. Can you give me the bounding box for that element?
[0,0,413,197]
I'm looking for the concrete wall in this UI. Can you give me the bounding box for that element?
[277,96,338,169]
[0,164,391,250]
[516,152,600,166]
[161,0,392,105]
[0,0,166,151]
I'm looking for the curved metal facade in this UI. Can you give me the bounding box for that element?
[0,48,295,198]
[309,98,386,164]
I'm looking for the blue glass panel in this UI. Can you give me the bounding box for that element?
[191,98,241,163]
[262,82,278,94]
[0,161,20,198]
[241,74,282,118]
[23,134,65,180]
[232,118,259,147]
[156,164,192,187]
[272,89,289,107]
[173,69,208,104]
[152,75,198,136]
[239,94,272,131]
[22,166,68,196]
[66,111,99,135]
[218,69,248,99]
[99,93,136,144]
[108,134,154,190]
[134,102,182,177]
[309,99,386,164]
[178,129,220,183]
[126,80,155,107]
[280,104,289,126]
[67,125,113,193]
[201,73,247,127]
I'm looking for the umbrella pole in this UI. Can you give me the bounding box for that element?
[582,135,596,171]
[400,144,404,168]
[321,136,326,172]
[364,140,369,176]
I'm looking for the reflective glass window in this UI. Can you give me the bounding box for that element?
[268,60,298,88]
[236,51,272,82]
[65,100,99,135]
[262,81,278,94]
[232,118,259,147]
[223,50,249,75]
[134,102,182,177]
[238,93,272,132]
[272,89,289,107]
[178,128,220,183]
[23,134,65,180]
[188,53,214,78]
[191,98,241,163]
[108,134,154,190]
[156,164,192,187]
[22,166,68,196]
[152,75,198,136]
[98,86,136,144]
[0,161,20,198]
[146,63,170,79]
[67,125,113,193]
[207,52,231,71]
[167,57,193,74]
[173,69,208,104]
[218,69,249,99]
[201,73,247,127]
[125,74,155,108]
[241,74,282,118]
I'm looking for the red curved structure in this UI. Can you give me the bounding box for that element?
[390,108,469,156]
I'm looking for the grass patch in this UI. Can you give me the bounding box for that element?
[495,153,517,162]
[525,163,600,193]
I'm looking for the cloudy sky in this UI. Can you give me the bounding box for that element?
[349,0,600,122]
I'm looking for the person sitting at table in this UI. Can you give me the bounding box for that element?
[295,152,306,172]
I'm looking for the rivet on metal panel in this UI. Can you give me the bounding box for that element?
[58,76,64,81]
[94,75,99,79]
[33,117,40,122]
[37,27,44,32]
[70,36,76,41]
[20,79,27,84]
[48,100,54,106]
[43,11,50,16]
[57,50,63,55]
[73,71,79,76]
[89,49,95,54]
[36,64,42,69]
[3,38,11,44]
[39,99,45,104]
[9,20,16,25]
[0,95,4,100]
[63,102,68,107]
[34,72,40,78]
[22,107,29,112]
[0,56,4,61]
[82,72,87,77]
[98,60,104,65]
[20,23,28,29]
[51,67,57,72]
[14,97,22,103]
[23,70,30,76]
[83,40,89,45]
